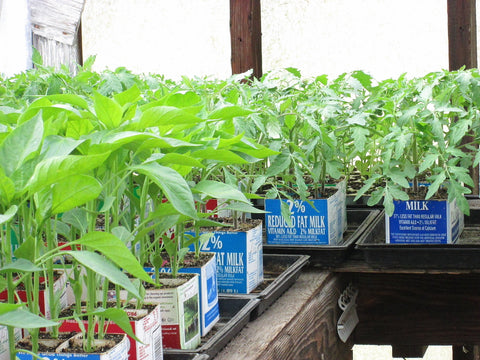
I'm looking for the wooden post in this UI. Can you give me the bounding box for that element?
[447,0,479,196]
[29,0,85,73]
[447,0,477,70]
[230,0,262,78]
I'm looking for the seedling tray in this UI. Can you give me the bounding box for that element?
[219,253,310,318]
[356,205,480,269]
[163,297,259,360]
[263,209,381,268]
[164,354,209,360]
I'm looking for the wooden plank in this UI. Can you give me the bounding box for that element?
[32,28,82,74]
[448,0,477,70]
[215,271,352,360]
[392,345,427,358]
[230,0,262,78]
[447,0,479,195]
[452,345,480,360]
[29,0,85,45]
[353,273,480,345]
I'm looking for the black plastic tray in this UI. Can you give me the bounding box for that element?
[263,209,381,268]
[164,354,209,360]
[219,253,310,318]
[356,204,480,269]
[163,297,259,359]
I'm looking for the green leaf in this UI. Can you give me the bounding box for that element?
[383,191,395,217]
[192,148,249,164]
[94,308,141,342]
[389,173,410,188]
[113,85,141,107]
[284,114,296,130]
[0,307,58,328]
[280,200,293,227]
[93,91,123,129]
[132,162,197,219]
[0,112,43,177]
[426,172,446,199]
[419,153,438,173]
[221,202,267,214]
[252,175,267,194]
[40,135,85,160]
[351,70,373,89]
[139,106,204,128]
[449,119,470,145]
[72,232,153,284]
[367,187,384,207]
[193,180,249,203]
[388,186,409,201]
[208,105,253,120]
[157,153,205,168]
[265,152,291,177]
[65,250,141,298]
[0,168,15,204]
[61,208,88,234]
[354,177,377,201]
[26,153,110,194]
[51,175,102,214]
[0,258,42,273]
[45,94,89,110]
[0,205,17,226]
[13,235,39,262]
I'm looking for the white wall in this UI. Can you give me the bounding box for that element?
[0,0,472,81]
[261,0,449,80]
[82,0,456,81]
[82,0,231,79]
[0,0,31,77]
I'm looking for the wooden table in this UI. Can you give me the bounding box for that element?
[214,261,480,360]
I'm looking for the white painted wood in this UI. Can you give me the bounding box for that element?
[29,0,85,45]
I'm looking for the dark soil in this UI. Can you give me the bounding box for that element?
[191,218,262,232]
[144,272,196,289]
[60,334,125,354]
[156,252,214,268]
[16,332,76,352]
[59,302,157,320]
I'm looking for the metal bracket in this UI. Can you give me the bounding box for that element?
[337,283,359,343]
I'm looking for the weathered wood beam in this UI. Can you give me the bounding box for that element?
[447,0,479,196]
[29,0,85,73]
[230,0,262,78]
[448,0,477,70]
[353,273,480,345]
[452,345,480,360]
[392,345,428,358]
[215,272,353,360]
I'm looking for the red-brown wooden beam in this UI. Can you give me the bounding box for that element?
[230,0,262,78]
[448,0,477,70]
[447,0,479,196]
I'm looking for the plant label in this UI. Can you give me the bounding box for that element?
[151,253,220,337]
[386,199,464,243]
[265,180,347,245]
[187,222,264,294]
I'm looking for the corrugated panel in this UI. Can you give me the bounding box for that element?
[28,0,85,45]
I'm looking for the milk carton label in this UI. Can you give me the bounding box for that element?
[188,222,263,294]
[152,253,220,336]
[265,180,346,245]
[386,199,464,244]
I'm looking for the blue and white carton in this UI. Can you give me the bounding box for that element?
[149,253,220,337]
[188,221,263,294]
[386,198,464,244]
[264,180,347,245]
[17,333,130,360]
